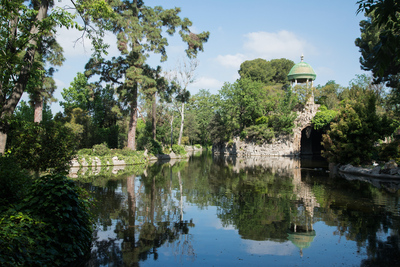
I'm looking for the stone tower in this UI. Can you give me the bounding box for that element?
[288,55,320,155]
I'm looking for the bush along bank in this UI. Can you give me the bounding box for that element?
[0,157,92,266]
[71,144,194,168]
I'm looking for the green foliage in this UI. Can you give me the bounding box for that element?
[0,0,113,154]
[312,106,338,130]
[0,172,92,266]
[356,1,400,88]
[92,142,110,156]
[84,0,209,150]
[239,58,294,85]
[60,72,92,112]
[194,144,202,149]
[244,124,275,145]
[14,100,53,123]
[172,144,187,155]
[219,78,268,132]
[7,119,76,173]
[255,116,268,125]
[77,148,93,156]
[267,113,297,135]
[292,84,312,105]
[378,140,400,163]
[187,89,219,146]
[144,139,163,155]
[0,157,30,209]
[322,94,398,165]
[315,80,341,110]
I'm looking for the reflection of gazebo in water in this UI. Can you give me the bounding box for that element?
[287,229,316,257]
[288,165,319,257]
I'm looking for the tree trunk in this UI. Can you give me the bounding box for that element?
[170,115,174,147]
[0,130,8,155]
[34,97,43,123]
[0,0,49,154]
[178,103,184,145]
[152,92,157,140]
[127,88,138,150]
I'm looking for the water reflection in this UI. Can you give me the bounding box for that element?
[76,153,400,266]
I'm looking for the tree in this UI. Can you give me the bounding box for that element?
[61,73,122,148]
[356,0,400,89]
[270,58,295,85]
[85,0,209,150]
[322,93,396,165]
[315,80,342,110]
[60,72,93,113]
[238,58,294,85]
[167,58,198,145]
[0,0,113,154]
[219,78,268,135]
[28,34,65,123]
[239,58,275,85]
[187,89,219,146]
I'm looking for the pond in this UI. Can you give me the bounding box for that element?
[74,152,400,266]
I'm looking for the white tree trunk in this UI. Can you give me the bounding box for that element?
[178,103,184,145]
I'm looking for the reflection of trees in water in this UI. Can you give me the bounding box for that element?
[305,169,400,264]
[208,162,298,241]
[85,162,196,266]
[82,153,400,265]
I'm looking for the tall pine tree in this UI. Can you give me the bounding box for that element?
[85,0,209,150]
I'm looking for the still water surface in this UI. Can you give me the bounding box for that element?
[74,152,400,266]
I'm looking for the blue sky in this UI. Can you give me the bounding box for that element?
[43,0,368,113]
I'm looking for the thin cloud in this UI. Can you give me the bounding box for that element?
[243,30,315,59]
[215,53,248,69]
[215,30,316,69]
[190,76,224,90]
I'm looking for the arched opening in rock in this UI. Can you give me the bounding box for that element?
[300,126,323,156]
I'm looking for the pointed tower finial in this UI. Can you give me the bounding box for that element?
[301,54,304,62]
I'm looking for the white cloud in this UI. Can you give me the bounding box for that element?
[243,30,314,60]
[55,26,93,58]
[56,26,118,59]
[215,53,248,69]
[214,30,316,71]
[190,76,224,90]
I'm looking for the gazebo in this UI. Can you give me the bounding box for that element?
[287,55,317,89]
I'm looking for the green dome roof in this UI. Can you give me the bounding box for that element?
[287,56,316,82]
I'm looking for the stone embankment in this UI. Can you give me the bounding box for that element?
[338,160,400,179]
[212,136,298,157]
[70,145,203,168]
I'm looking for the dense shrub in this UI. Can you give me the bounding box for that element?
[92,142,110,156]
[144,139,163,155]
[244,124,275,144]
[7,120,76,173]
[312,106,338,130]
[322,95,397,165]
[0,172,92,266]
[267,113,297,135]
[172,144,187,155]
[255,116,268,125]
[0,157,30,209]
[77,148,93,156]
[378,140,400,163]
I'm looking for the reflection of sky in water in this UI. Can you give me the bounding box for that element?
[87,158,400,266]
[242,240,296,256]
